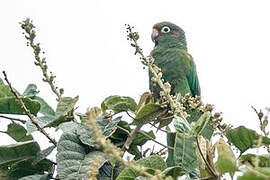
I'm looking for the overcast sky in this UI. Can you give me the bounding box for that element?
[1,0,270,148]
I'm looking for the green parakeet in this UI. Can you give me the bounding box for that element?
[150,22,200,99]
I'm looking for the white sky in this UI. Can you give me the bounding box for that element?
[1,0,270,150]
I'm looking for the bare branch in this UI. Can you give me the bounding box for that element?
[2,71,57,146]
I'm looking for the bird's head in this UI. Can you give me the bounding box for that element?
[151,22,187,49]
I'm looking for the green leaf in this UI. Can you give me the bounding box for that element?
[55,96,78,117]
[226,126,270,153]
[133,103,164,126]
[116,155,167,180]
[238,167,270,180]
[189,111,211,136]
[239,154,270,167]
[77,116,122,147]
[31,96,55,116]
[23,84,39,97]
[215,139,237,174]
[57,132,108,180]
[96,162,122,180]
[132,130,155,146]
[76,124,96,147]
[161,166,184,179]
[7,159,53,180]
[33,146,55,165]
[7,123,33,142]
[26,115,55,134]
[0,97,40,115]
[58,121,78,133]
[101,95,137,114]
[0,141,40,168]
[173,116,191,134]
[19,174,50,180]
[166,132,176,167]
[174,133,197,173]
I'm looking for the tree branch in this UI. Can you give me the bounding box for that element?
[138,130,174,150]
[0,115,26,124]
[2,71,57,146]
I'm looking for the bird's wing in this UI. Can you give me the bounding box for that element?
[185,52,201,96]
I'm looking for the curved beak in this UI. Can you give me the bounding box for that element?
[151,28,159,43]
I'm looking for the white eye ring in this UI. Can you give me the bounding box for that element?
[161,26,171,33]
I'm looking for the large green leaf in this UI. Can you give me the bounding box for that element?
[7,123,33,142]
[238,167,270,180]
[239,154,270,167]
[174,133,197,173]
[174,116,191,134]
[7,159,53,180]
[116,155,167,180]
[0,141,40,168]
[132,103,164,126]
[0,81,40,115]
[26,96,78,133]
[57,132,108,180]
[31,96,55,116]
[33,146,55,165]
[101,95,137,114]
[226,126,270,153]
[0,97,40,115]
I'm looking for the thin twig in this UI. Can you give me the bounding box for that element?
[138,130,174,150]
[2,71,57,146]
[0,115,26,123]
[122,124,143,151]
[117,125,130,135]
[125,111,135,119]
[195,136,217,178]
[149,122,171,133]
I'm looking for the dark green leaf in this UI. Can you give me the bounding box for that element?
[161,166,184,179]
[226,126,270,153]
[238,167,270,180]
[57,132,108,180]
[189,111,211,136]
[0,97,40,115]
[101,95,137,114]
[240,154,270,167]
[33,146,55,165]
[7,123,33,142]
[23,84,39,97]
[133,103,164,126]
[116,155,167,180]
[132,130,155,146]
[0,141,40,168]
[174,133,197,173]
[97,162,122,180]
[166,132,176,167]
[127,145,142,160]
[7,159,53,180]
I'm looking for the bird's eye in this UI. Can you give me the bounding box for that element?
[161,26,170,33]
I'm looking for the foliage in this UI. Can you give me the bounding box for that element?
[0,18,269,180]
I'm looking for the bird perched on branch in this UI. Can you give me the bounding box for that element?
[150,22,200,99]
